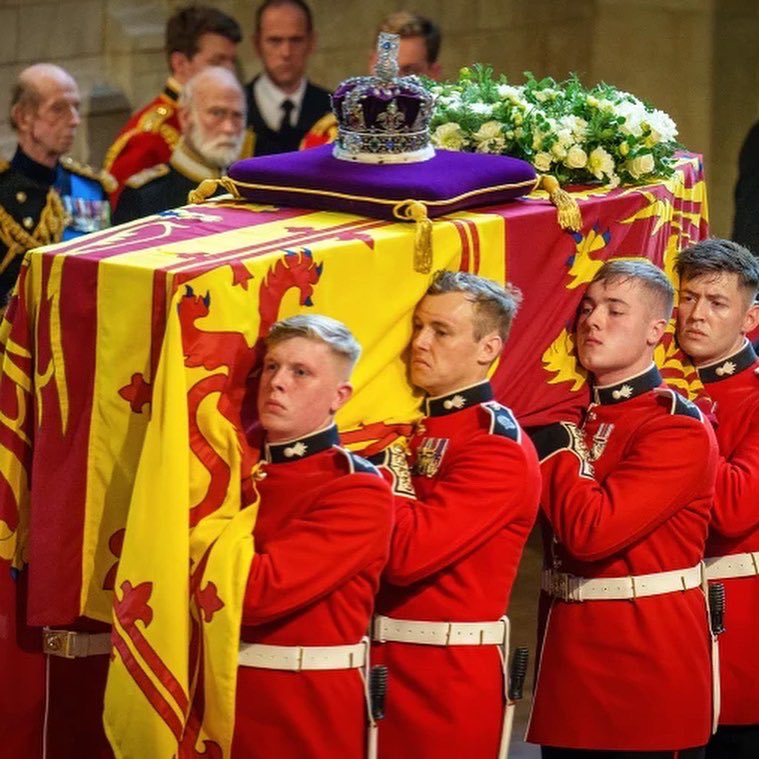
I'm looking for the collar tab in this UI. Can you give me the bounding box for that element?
[592,364,661,405]
[425,381,493,417]
[264,425,339,464]
[697,339,757,384]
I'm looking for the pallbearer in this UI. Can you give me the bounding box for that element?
[527,259,718,759]
[371,270,541,758]
[675,240,759,759]
[232,315,393,758]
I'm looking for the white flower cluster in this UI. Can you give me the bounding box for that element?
[427,68,680,187]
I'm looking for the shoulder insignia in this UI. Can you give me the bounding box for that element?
[125,163,170,189]
[480,400,521,442]
[654,387,702,420]
[0,159,9,174]
[138,102,176,133]
[336,447,381,477]
[61,156,117,192]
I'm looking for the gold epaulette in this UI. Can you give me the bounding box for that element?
[138,101,176,133]
[125,163,170,189]
[103,100,180,170]
[60,156,118,193]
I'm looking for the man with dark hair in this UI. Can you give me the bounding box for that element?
[113,66,246,224]
[370,10,442,79]
[527,259,718,758]
[371,270,541,759]
[245,0,333,155]
[0,63,113,306]
[105,4,242,207]
[675,239,759,759]
[224,313,393,758]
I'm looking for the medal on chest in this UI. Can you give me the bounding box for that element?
[414,437,449,477]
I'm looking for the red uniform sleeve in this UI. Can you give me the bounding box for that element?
[107,133,173,208]
[385,434,540,585]
[711,404,759,538]
[242,475,392,625]
[540,414,717,562]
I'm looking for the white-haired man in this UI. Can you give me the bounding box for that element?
[113,66,246,224]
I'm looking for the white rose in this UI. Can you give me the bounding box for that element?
[564,145,588,169]
[469,102,494,116]
[550,142,568,160]
[432,123,467,151]
[587,146,615,180]
[626,153,656,179]
[533,151,553,172]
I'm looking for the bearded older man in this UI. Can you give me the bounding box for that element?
[113,66,246,224]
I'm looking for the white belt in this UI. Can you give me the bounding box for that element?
[705,552,759,580]
[541,563,703,602]
[42,629,111,658]
[238,641,367,671]
[372,615,507,646]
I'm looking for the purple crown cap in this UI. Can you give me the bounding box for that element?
[331,32,436,164]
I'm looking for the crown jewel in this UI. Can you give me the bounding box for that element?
[331,32,436,164]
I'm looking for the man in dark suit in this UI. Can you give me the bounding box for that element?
[244,0,333,156]
[113,66,246,225]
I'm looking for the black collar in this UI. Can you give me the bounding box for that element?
[263,425,339,464]
[592,364,661,405]
[11,147,56,186]
[697,339,757,384]
[164,78,181,102]
[425,381,493,417]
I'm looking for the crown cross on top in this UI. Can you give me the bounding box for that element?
[375,32,400,80]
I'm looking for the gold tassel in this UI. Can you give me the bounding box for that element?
[539,175,582,232]
[393,200,433,274]
[188,178,222,204]
[188,176,243,205]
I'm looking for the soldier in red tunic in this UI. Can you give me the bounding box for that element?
[675,240,759,759]
[527,260,718,759]
[105,5,242,209]
[232,314,393,759]
[371,270,541,759]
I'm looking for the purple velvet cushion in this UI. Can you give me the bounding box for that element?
[227,145,537,220]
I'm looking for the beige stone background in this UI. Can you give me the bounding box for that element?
[0,0,757,237]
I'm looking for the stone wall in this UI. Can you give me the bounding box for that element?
[0,0,756,237]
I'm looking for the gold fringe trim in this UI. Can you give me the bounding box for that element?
[187,176,242,205]
[0,190,66,274]
[394,200,432,274]
[539,175,582,232]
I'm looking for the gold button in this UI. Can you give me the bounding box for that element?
[22,216,33,229]
[157,106,168,115]
[16,191,26,203]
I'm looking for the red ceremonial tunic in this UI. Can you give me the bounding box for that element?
[527,365,718,751]
[232,426,393,759]
[697,340,759,726]
[104,80,181,208]
[374,382,541,759]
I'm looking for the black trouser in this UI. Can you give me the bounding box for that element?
[706,724,759,758]
[541,747,706,759]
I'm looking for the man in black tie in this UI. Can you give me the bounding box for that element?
[244,0,333,155]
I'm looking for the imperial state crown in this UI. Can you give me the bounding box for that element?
[331,33,436,164]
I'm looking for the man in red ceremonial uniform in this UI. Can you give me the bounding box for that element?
[104,5,241,208]
[371,270,541,758]
[232,314,393,758]
[527,259,718,758]
[675,240,759,759]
